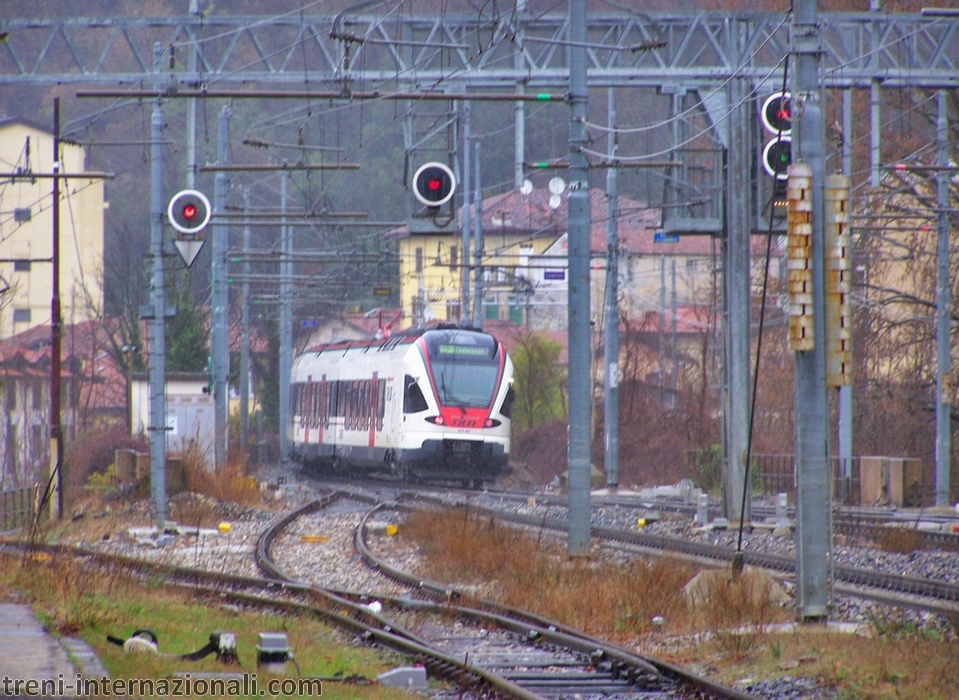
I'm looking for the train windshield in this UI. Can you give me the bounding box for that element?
[423,331,500,408]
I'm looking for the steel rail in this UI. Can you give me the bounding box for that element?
[350,498,759,700]
[404,493,959,617]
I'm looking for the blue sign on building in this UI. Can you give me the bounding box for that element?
[653,232,680,244]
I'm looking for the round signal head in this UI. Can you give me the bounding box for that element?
[167,189,212,234]
[412,162,456,207]
[762,137,792,179]
[761,92,792,135]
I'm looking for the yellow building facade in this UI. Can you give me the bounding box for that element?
[393,187,567,326]
[0,117,105,338]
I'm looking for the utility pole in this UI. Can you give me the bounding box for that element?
[186,0,200,189]
[212,106,231,470]
[471,141,483,329]
[566,0,592,555]
[514,0,526,189]
[240,189,251,456]
[723,74,751,526]
[792,0,831,621]
[48,97,62,521]
[278,171,292,463]
[461,102,472,326]
[838,89,853,503]
[148,42,168,529]
[604,87,619,491]
[935,89,951,507]
[671,259,677,393]
[659,255,666,395]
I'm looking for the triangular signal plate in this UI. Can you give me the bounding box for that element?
[174,239,205,268]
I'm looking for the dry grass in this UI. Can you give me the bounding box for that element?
[400,506,959,700]
[685,568,786,657]
[403,507,713,640]
[10,548,134,636]
[168,441,267,528]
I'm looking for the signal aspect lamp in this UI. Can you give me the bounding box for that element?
[167,189,212,234]
[412,162,456,207]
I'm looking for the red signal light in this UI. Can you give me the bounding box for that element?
[167,189,211,234]
[412,162,456,207]
[761,92,792,135]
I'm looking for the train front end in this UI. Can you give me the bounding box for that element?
[398,328,513,484]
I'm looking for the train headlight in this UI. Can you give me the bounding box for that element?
[426,415,445,425]
[484,419,501,428]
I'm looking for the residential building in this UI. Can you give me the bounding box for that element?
[0,321,124,490]
[0,117,105,338]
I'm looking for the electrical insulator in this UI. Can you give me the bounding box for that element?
[825,173,852,386]
[787,163,814,352]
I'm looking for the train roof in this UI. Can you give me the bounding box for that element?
[300,325,501,357]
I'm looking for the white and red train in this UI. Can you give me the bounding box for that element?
[288,326,514,486]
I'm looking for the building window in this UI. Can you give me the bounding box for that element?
[5,424,16,475]
[686,259,698,273]
[5,382,15,410]
[31,425,43,461]
[13,309,31,324]
[449,245,458,273]
[446,301,461,320]
[14,208,31,222]
[13,260,31,272]
[31,383,41,410]
[415,248,423,273]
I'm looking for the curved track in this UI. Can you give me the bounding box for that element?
[257,493,758,700]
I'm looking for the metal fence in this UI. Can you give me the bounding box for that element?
[749,454,863,505]
[685,450,930,507]
[1,485,38,531]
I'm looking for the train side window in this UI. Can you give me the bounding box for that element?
[348,381,357,429]
[500,385,515,419]
[291,384,301,419]
[333,381,344,417]
[403,375,428,413]
[320,383,330,426]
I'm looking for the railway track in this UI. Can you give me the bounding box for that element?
[391,488,959,618]
[0,490,758,698]
[10,472,956,699]
[257,493,758,700]
[473,487,959,549]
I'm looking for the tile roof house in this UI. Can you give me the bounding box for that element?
[0,320,124,489]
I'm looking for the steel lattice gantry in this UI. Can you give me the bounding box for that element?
[1,11,959,89]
